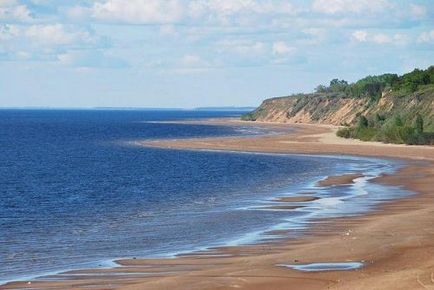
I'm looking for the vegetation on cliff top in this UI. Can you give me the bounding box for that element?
[315,66,434,101]
[324,66,434,144]
[242,66,434,145]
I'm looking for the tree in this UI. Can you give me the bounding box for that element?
[330,79,348,86]
[358,115,369,128]
[374,113,385,128]
[315,85,328,93]
[329,79,349,93]
[415,114,424,134]
[375,113,385,122]
[394,115,403,127]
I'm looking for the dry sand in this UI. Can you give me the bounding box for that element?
[2,119,434,290]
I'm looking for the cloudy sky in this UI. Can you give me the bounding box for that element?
[1,0,433,108]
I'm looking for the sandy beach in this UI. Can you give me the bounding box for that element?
[3,119,434,290]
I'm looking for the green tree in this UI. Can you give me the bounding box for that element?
[415,114,424,134]
[375,113,385,123]
[373,113,385,128]
[329,79,348,93]
[358,115,369,128]
[394,115,403,127]
[315,85,328,93]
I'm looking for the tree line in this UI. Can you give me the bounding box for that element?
[316,66,434,102]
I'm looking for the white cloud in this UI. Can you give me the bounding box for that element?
[0,0,32,22]
[189,0,246,17]
[57,50,128,68]
[352,30,368,42]
[180,54,204,67]
[391,34,408,45]
[0,23,98,62]
[372,33,391,44]
[418,30,434,43]
[0,0,18,5]
[312,0,390,14]
[70,0,298,25]
[410,4,426,18]
[168,54,214,74]
[0,24,20,40]
[66,6,90,21]
[0,24,96,46]
[24,24,94,46]
[89,0,183,24]
[189,0,296,18]
[188,0,298,27]
[352,30,408,45]
[272,41,295,56]
[29,0,52,4]
[303,28,323,37]
[57,52,75,64]
[271,41,297,65]
[15,50,31,60]
[217,39,265,55]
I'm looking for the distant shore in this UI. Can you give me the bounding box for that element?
[3,119,434,290]
[139,118,434,160]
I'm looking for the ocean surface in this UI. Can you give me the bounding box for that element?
[0,109,411,283]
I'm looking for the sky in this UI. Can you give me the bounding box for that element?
[0,0,433,108]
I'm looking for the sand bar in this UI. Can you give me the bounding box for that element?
[273,196,319,203]
[316,173,364,187]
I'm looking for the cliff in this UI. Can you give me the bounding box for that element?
[242,86,434,131]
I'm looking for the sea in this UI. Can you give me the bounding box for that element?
[0,109,412,283]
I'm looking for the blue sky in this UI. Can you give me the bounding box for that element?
[1,0,433,108]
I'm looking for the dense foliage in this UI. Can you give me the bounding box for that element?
[327,66,434,145]
[337,114,434,145]
[316,66,434,101]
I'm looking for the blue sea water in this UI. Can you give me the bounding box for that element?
[0,109,411,283]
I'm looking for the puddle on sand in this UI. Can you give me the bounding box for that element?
[277,262,364,272]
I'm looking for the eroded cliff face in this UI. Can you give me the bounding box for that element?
[244,88,434,127]
[250,95,365,125]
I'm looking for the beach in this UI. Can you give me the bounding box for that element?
[3,119,434,290]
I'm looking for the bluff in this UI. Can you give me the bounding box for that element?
[242,67,434,144]
[242,87,434,130]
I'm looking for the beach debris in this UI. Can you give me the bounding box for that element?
[343,229,353,236]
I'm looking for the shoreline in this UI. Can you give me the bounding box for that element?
[2,120,434,289]
[137,119,434,161]
[0,153,403,287]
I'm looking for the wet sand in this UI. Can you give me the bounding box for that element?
[272,196,319,203]
[3,120,434,290]
[316,174,364,187]
[258,205,305,211]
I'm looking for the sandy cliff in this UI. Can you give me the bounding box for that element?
[243,87,434,128]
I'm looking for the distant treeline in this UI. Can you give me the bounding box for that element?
[316,66,434,102]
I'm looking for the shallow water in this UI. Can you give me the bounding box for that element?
[0,109,411,283]
[277,262,364,271]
